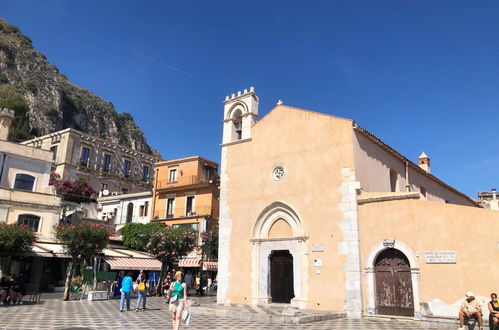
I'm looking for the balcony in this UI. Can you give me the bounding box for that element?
[156,175,216,189]
[153,206,212,221]
[79,159,89,167]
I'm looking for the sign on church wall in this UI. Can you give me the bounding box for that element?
[424,251,456,264]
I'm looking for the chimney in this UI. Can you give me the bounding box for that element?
[492,188,497,201]
[418,152,430,173]
[0,108,15,141]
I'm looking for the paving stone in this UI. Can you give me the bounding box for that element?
[0,292,450,329]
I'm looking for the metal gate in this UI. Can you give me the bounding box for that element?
[375,248,414,316]
[269,250,294,303]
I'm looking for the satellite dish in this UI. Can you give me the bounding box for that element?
[102,189,110,196]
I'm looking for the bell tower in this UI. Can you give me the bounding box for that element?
[0,108,15,141]
[222,87,259,145]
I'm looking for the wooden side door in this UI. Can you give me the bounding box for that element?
[375,248,414,316]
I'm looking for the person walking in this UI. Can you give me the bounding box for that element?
[135,277,148,312]
[114,270,125,298]
[166,271,188,330]
[119,272,133,312]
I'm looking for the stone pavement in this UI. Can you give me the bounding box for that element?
[0,292,450,329]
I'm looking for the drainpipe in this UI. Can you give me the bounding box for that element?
[405,161,410,192]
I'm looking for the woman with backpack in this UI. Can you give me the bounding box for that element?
[135,277,148,312]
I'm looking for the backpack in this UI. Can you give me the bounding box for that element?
[138,281,145,291]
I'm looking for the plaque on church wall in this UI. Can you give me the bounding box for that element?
[424,251,456,264]
[312,245,324,252]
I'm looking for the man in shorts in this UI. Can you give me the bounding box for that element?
[459,291,483,329]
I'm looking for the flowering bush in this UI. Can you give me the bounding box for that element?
[0,223,36,257]
[55,222,112,260]
[146,227,197,265]
[55,222,112,300]
[49,172,95,203]
[120,222,165,251]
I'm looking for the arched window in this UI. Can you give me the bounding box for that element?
[126,202,134,223]
[18,214,41,232]
[14,174,36,191]
[389,169,398,192]
[232,109,243,140]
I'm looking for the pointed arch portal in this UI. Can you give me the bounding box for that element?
[250,201,308,308]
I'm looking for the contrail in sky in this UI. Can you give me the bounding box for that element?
[145,55,194,78]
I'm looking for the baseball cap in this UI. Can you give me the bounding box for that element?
[466,291,474,297]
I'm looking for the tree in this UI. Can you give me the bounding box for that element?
[0,223,36,276]
[55,222,112,300]
[120,222,165,251]
[145,226,197,295]
[201,227,219,261]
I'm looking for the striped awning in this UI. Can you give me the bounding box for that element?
[178,257,201,268]
[203,261,218,271]
[104,256,162,271]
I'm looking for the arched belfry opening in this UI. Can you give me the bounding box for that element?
[250,201,308,308]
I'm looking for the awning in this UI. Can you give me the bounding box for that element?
[104,256,162,271]
[178,258,217,271]
[30,242,70,258]
[179,257,201,268]
[203,261,218,271]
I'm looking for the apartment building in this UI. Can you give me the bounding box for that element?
[21,128,159,195]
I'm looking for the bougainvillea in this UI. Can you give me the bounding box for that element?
[49,172,95,202]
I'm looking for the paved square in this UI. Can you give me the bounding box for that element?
[0,293,447,329]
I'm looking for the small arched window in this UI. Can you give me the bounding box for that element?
[14,174,36,191]
[126,202,134,223]
[18,214,41,232]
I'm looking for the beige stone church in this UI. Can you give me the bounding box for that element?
[217,88,499,322]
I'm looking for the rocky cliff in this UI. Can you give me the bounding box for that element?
[0,18,159,157]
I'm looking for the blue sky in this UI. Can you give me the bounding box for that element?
[2,1,499,197]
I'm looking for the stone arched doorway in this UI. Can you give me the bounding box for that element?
[250,202,308,308]
[365,240,421,318]
[374,248,414,316]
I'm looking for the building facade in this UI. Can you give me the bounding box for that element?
[151,156,219,246]
[217,89,499,323]
[97,191,152,232]
[0,109,61,240]
[21,128,158,195]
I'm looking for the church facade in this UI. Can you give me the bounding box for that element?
[217,88,499,322]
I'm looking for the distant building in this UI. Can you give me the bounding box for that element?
[21,128,159,195]
[151,156,219,254]
[97,191,152,232]
[0,108,61,240]
[477,189,499,210]
[217,88,498,324]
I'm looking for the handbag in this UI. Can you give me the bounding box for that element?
[181,308,191,325]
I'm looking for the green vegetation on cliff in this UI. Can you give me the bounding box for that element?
[0,18,159,157]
